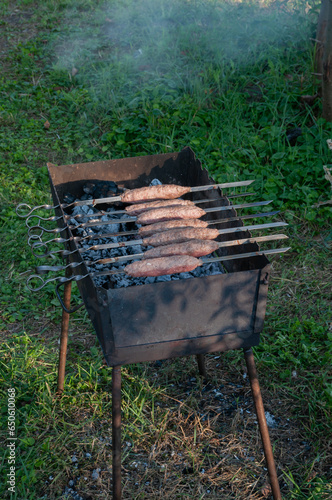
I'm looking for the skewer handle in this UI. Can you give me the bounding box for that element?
[26,273,89,292]
[25,214,62,228]
[28,224,67,236]
[16,203,60,218]
[25,246,290,290]
[35,262,83,274]
[31,240,76,259]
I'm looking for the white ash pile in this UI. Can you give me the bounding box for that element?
[64,179,223,289]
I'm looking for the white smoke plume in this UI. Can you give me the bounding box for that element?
[52,0,313,108]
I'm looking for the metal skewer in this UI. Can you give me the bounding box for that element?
[80,221,288,253]
[61,200,275,231]
[27,246,290,291]
[63,192,256,218]
[26,199,273,238]
[83,233,289,266]
[29,219,287,259]
[16,180,255,218]
[24,192,256,228]
[110,210,280,239]
[94,248,291,277]
[28,210,280,250]
[65,192,257,218]
[34,234,288,271]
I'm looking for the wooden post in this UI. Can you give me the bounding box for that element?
[196,354,207,378]
[322,0,332,121]
[57,280,72,394]
[112,367,122,499]
[244,348,281,500]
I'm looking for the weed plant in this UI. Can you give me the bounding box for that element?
[0,0,331,499]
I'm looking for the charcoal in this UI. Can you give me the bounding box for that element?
[93,181,121,198]
[81,193,93,201]
[83,181,96,195]
[145,277,156,284]
[100,215,120,235]
[72,205,94,216]
[176,272,192,280]
[155,275,172,282]
[63,192,76,204]
[64,178,224,289]
[83,180,121,197]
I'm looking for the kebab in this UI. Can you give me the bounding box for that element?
[61,200,274,231]
[25,197,211,226]
[33,241,290,285]
[26,200,275,240]
[16,180,255,218]
[118,250,292,278]
[68,191,256,219]
[37,227,220,257]
[29,210,280,252]
[110,255,201,277]
[28,199,195,225]
[83,234,289,266]
[30,220,288,261]
[23,191,257,228]
[95,191,256,216]
[82,222,288,253]
[116,198,193,216]
[135,211,279,237]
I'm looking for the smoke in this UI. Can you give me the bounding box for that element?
[52,0,312,108]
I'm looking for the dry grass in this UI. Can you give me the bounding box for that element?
[16,341,326,500]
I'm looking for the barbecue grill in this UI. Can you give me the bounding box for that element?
[18,147,287,499]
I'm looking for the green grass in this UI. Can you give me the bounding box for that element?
[0,0,331,498]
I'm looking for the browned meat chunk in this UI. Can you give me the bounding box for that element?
[138,218,209,237]
[144,239,219,258]
[124,255,202,277]
[142,227,219,247]
[137,206,206,225]
[125,198,194,216]
[121,184,191,204]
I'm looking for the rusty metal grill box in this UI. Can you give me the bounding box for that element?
[47,147,270,367]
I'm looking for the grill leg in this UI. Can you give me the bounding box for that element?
[244,348,281,500]
[112,366,122,500]
[196,354,207,378]
[57,279,72,394]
